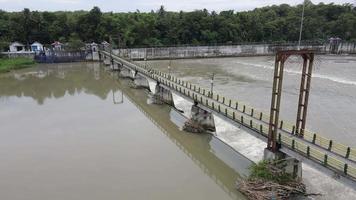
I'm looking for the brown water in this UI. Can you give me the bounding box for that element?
[145,55,356,147]
[0,63,249,200]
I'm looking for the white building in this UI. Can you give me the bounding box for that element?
[91,42,98,52]
[30,42,44,52]
[86,42,99,52]
[9,42,25,52]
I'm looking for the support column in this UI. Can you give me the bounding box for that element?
[296,54,314,137]
[183,102,216,133]
[267,50,315,152]
[133,74,150,89]
[119,67,133,78]
[149,84,174,106]
[263,149,302,179]
[103,55,111,66]
[268,53,286,152]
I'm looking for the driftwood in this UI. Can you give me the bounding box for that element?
[183,119,205,133]
[236,179,320,200]
[237,161,322,200]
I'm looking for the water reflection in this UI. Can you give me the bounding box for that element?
[114,74,251,200]
[0,63,120,105]
[0,62,250,200]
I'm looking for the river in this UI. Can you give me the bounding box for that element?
[0,63,249,200]
[1,56,356,199]
[145,55,356,147]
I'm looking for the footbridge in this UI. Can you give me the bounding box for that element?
[99,50,356,186]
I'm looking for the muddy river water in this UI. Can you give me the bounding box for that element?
[0,63,249,200]
[1,54,356,199]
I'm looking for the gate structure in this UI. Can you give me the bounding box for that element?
[268,50,314,152]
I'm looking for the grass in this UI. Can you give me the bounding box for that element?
[0,57,35,73]
[249,160,294,184]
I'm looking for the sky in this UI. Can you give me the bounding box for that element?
[0,0,354,12]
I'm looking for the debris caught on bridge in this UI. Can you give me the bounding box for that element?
[236,160,321,200]
[183,119,205,133]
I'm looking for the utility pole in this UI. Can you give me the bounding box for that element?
[109,36,113,56]
[168,60,172,78]
[144,48,147,68]
[118,34,121,56]
[210,73,214,97]
[298,0,306,50]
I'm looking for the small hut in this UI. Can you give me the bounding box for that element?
[9,42,25,52]
[31,42,44,52]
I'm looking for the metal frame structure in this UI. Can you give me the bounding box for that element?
[268,50,314,152]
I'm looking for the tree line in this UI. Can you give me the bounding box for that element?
[0,0,355,50]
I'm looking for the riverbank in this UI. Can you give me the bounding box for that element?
[0,58,35,73]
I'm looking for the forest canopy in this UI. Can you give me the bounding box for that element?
[0,1,355,50]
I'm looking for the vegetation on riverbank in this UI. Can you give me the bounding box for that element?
[0,58,35,73]
[237,160,320,200]
[0,1,355,49]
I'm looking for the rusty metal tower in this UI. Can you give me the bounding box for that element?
[268,50,314,152]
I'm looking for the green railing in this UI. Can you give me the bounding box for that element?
[101,50,356,180]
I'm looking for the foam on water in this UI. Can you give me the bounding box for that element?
[235,61,356,86]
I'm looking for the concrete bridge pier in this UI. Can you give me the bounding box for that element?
[110,61,121,71]
[119,66,135,79]
[183,102,216,133]
[103,55,111,66]
[263,148,302,179]
[92,52,100,61]
[133,74,150,89]
[148,83,174,105]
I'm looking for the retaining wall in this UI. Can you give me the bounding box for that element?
[113,42,356,60]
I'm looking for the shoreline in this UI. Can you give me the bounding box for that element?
[0,57,35,73]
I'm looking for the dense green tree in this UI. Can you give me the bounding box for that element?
[0,2,355,51]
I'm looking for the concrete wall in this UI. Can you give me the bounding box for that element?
[1,52,35,59]
[112,42,356,60]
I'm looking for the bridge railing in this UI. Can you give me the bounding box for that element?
[101,50,356,180]
[149,68,356,163]
[152,73,356,180]
[109,50,356,162]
